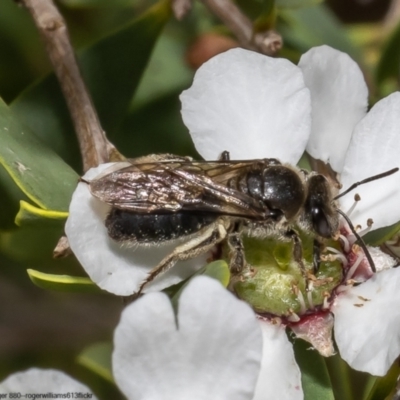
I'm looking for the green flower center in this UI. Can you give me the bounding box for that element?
[232,233,343,318]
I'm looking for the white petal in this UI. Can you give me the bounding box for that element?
[339,92,400,230]
[65,164,207,296]
[0,368,96,397]
[299,45,368,173]
[253,321,303,400]
[113,276,262,400]
[332,268,400,376]
[181,48,311,163]
[367,246,396,272]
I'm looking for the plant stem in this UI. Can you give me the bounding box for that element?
[201,0,282,55]
[20,0,119,172]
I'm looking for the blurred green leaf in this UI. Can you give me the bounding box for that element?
[254,3,277,32]
[0,165,27,229]
[375,19,400,87]
[11,77,81,169]
[202,260,231,286]
[363,221,400,246]
[276,0,322,8]
[0,98,75,267]
[279,4,363,64]
[363,362,400,400]
[78,342,113,383]
[235,0,269,20]
[132,33,193,108]
[27,269,102,293]
[0,97,78,210]
[118,91,196,157]
[81,0,171,134]
[0,1,48,102]
[325,353,354,400]
[11,1,172,169]
[293,339,335,400]
[0,225,64,265]
[15,201,68,227]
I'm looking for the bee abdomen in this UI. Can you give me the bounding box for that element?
[105,208,217,244]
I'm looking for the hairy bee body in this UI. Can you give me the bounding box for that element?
[106,209,218,244]
[86,152,339,293]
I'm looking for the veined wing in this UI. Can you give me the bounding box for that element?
[126,155,280,185]
[87,159,273,218]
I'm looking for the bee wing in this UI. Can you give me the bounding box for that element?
[88,160,270,218]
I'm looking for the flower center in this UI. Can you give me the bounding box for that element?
[230,222,373,322]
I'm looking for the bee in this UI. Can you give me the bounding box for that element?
[83,152,398,294]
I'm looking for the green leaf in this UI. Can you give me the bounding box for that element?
[376,20,400,87]
[11,1,171,168]
[0,97,78,210]
[11,77,81,169]
[363,362,400,400]
[15,200,68,227]
[233,0,262,18]
[324,354,354,400]
[201,260,231,286]
[77,342,113,383]
[132,33,193,109]
[0,0,48,102]
[1,225,67,266]
[27,269,102,293]
[279,4,363,64]
[118,91,197,157]
[81,0,171,134]
[276,0,323,8]
[253,1,276,32]
[363,221,400,246]
[293,339,335,400]
[0,164,27,229]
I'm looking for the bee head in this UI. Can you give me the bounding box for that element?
[303,174,338,238]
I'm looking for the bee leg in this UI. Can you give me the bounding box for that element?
[313,239,321,274]
[136,219,229,295]
[286,229,309,286]
[227,232,246,274]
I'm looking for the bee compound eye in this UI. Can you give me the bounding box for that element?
[311,207,332,238]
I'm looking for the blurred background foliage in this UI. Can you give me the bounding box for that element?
[1,0,400,398]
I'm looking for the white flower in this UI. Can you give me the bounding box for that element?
[332,267,400,376]
[1,278,301,400]
[181,45,400,380]
[0,368,97,398]
[298,46,400,231]
[113,276,274,400]
[66,44,400,396]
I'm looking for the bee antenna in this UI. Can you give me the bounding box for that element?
[336,208,376,273]
[334,167,399,201]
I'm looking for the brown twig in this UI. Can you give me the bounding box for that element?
[201,0,282,56]
[53,235,72,258]
[20,0,119,172]
[172,0,193,20]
